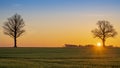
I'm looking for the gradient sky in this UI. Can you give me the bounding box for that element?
[0,0,120,47]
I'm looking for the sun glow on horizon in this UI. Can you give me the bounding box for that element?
[97,42,102,47]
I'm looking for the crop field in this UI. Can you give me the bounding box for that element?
[0,47,120,68]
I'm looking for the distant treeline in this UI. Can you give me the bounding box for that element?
[64,44,118,48]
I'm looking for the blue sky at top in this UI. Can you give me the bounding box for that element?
[0,0,120,14]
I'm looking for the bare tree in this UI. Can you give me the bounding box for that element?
[91,20,117,47]
[3,14,25,48]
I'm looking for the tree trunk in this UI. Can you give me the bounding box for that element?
[14,37,17,48]
[14,28,17,48]
[102,38,105,47]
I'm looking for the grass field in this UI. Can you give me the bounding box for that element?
[0,47,120,68]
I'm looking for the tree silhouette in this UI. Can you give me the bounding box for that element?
[3,14,25,48]
[91,20,117,47]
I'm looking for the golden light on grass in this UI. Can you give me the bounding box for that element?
[93,42,105,56]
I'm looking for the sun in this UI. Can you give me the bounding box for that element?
[97,42,101,47]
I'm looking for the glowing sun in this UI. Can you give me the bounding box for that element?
[97,42,101,47]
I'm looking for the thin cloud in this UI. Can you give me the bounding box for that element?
[12,4,22,7]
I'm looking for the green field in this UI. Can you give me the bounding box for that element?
[0,47,120,68]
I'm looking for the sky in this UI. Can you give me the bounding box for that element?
[0,0,120,47]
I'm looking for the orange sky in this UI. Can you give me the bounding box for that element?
[1,16,120,47]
